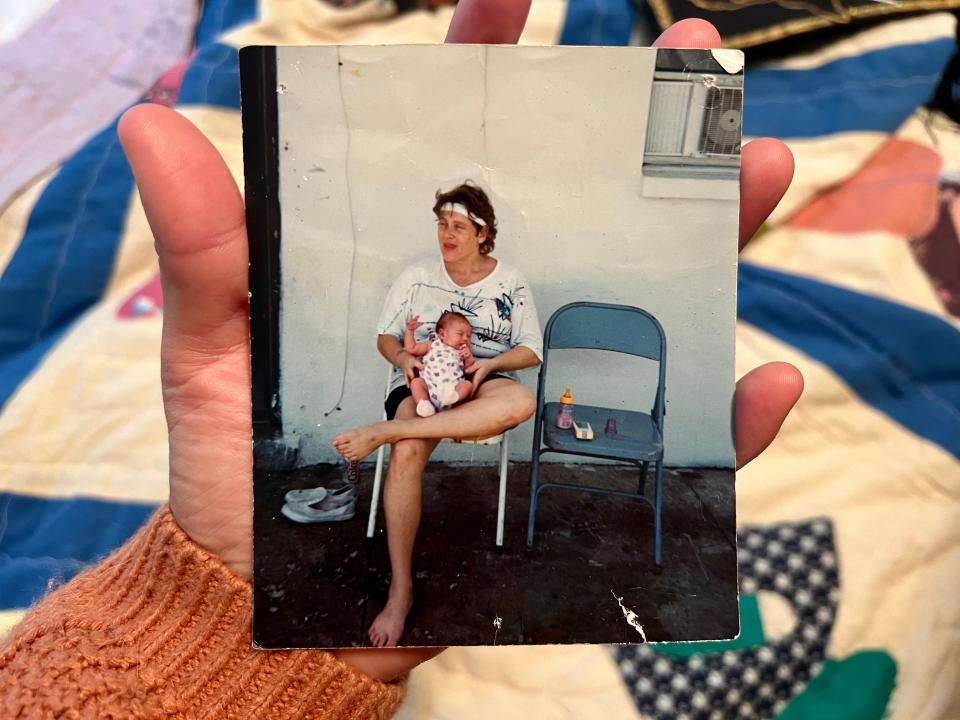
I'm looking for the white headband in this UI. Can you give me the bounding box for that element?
[439,201,486,227]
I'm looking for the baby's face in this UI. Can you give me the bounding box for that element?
[439,321,472,348]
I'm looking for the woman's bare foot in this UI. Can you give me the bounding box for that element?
[332,423,389,461]
[368,587,414,647]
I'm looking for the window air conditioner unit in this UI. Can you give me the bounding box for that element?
[644,73,742,166]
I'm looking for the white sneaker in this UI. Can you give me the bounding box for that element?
[282,494,355,523]
[284,486,328,504]
[284,483,355,505]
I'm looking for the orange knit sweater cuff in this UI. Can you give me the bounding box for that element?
[0,506,406,719]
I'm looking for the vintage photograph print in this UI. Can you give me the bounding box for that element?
[241,44,744,649]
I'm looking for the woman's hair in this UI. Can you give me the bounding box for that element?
[436,311,471,334]
[433,181,498,255]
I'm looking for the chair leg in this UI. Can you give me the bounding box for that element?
[653,459,664,570]
[527,448,541,546]
[368,373,392,539]
[637,461,648,496]
[367,444,387,538]
[496,434,509,548]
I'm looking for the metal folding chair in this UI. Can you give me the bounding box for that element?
[366,363,510,548]
[527,302,667,567]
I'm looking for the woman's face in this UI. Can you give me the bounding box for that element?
[437,210,487,264]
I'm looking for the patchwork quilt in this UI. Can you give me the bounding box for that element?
[1,1,958,718]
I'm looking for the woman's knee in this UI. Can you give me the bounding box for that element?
[504,385,536,426]
[512,384,537,425]
[390,438,433,467]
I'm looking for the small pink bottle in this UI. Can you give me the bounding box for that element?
[556,388,575,429]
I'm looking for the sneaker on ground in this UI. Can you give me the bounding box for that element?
[281,496,356,523]
[283,486,328,504]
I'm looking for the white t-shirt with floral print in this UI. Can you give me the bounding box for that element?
[376,256,543,394]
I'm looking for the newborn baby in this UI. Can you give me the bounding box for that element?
[404,311,475,417]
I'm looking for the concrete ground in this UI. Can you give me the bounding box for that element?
[253,461,737,648]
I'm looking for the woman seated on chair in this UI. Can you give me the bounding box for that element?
[333,180,543,647]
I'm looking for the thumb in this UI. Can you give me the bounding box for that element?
[118,104,253,576]
[118,104,249,361]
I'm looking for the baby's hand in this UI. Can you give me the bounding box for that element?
[406,315,423,332]
[457,343,472,360]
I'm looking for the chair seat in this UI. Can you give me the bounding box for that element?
[541,403,662,461]
[449,433,503,446]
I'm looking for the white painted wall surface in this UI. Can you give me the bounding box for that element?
[274,45,737,468]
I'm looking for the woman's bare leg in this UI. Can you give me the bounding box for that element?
[368,397,440,647]
[334,379,535,461]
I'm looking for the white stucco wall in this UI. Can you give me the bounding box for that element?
[274,45,738,468]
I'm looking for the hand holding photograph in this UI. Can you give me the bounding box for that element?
[241,43,744,649]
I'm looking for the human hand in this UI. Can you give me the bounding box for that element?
[457,343,473,361]
[463,357,495,396]
[406,314,423,333]
[446,4,803,465]
[634,22,803,468]
[397,348,425,387]
[116,0,799,685]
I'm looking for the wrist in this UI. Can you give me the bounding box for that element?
[9,506,407,715]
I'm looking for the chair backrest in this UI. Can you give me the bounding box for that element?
[544,302,664,361]
[539,302,667,422]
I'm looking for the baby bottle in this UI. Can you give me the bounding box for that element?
[556,388,575,429]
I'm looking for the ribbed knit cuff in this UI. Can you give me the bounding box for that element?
[0,507,405,719]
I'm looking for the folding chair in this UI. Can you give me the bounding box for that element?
[527,302,667,567]
[366,363,510,548]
